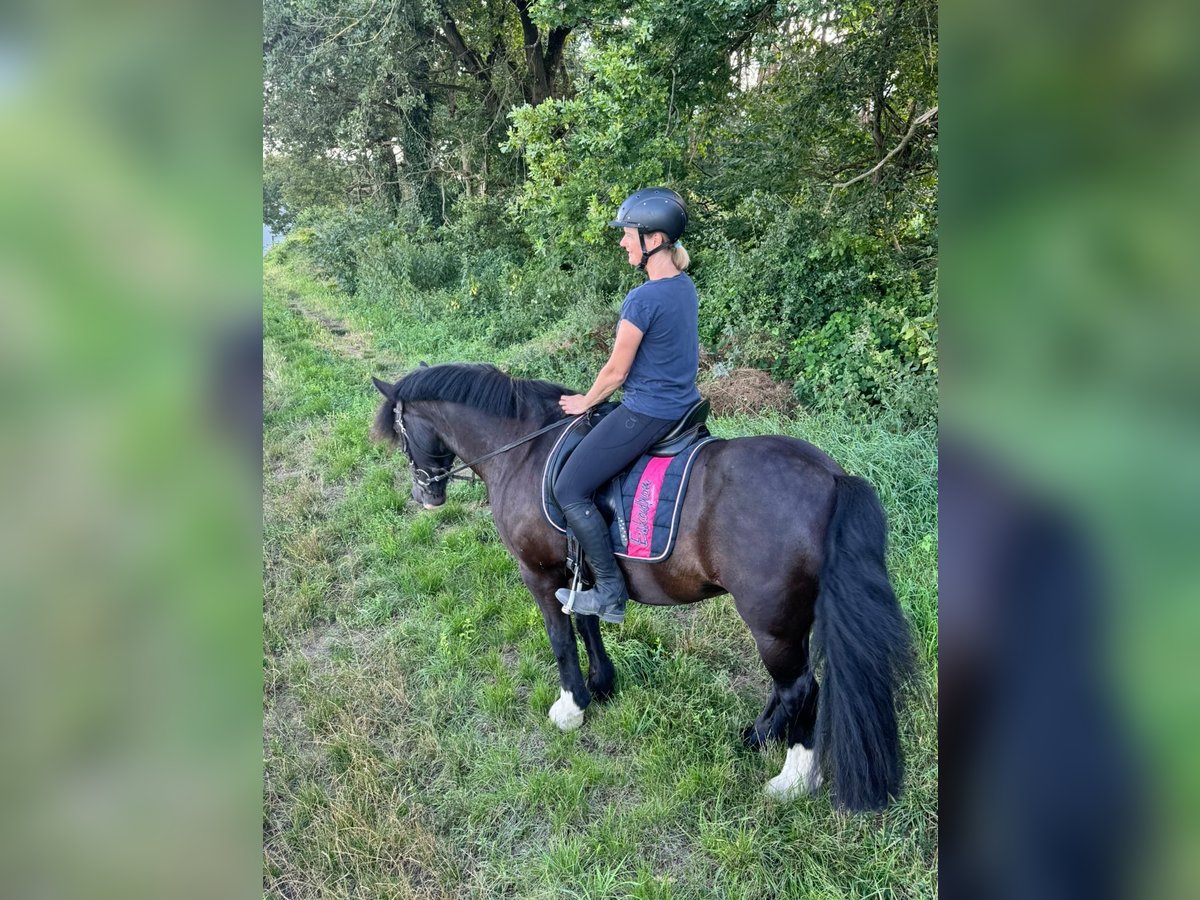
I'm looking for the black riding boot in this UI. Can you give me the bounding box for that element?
[555,501,628,623]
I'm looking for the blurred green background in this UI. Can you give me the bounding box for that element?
[944,0,1200,894]
[0,2,262,898]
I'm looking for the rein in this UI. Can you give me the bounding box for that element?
[395,399,574,488]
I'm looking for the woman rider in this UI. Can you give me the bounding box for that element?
[554,187,701,624]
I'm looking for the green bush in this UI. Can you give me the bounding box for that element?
[441,195,530,258]
[294,203,393,294]
[357,228,460,298]
[690,198,935,423]
[291,193,937,425]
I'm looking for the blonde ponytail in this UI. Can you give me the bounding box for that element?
[670,241,690,272]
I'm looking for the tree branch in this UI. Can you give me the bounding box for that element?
[436,6,487,83]
[488,34,522,91]
[824,106,937,211]
[726,1,777,55]
[402,80,481,93]
[510,0,540,51]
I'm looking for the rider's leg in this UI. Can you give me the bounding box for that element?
[553,405,674,622]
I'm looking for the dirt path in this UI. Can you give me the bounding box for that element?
[284,290,379,360]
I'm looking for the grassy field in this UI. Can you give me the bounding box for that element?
[263,250,939,899]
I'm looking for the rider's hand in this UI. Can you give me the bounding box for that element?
[559,394,591,416]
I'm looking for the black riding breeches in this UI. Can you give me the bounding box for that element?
[554,405,676,508]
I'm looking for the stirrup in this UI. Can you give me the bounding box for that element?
[560,565,584,616]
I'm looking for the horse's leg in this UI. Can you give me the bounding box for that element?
[574,613,615,702]
[763,668,821,800]
[741,687,781,748]
[736,598,822,800]
[519,564,590,731]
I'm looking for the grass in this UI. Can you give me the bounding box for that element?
[263,247,939,899]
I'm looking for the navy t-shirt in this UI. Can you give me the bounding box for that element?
[618,273,702,419]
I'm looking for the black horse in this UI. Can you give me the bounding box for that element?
[372,362,912,811]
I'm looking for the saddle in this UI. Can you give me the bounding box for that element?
[541,399,718,566]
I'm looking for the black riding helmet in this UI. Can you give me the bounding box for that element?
[609,187,688,270]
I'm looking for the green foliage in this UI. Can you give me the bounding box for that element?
[268,0,938,424]
[263,153,354,232]
[357,226,461,296]
[691,198,935,420]
[505,27,681,252]
[788,301,922,421]
[294,203,393,294]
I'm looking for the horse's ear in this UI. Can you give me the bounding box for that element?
[371,376,393,397]
[419,360,429,368]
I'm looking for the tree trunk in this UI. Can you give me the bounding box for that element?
[871,0,907,183]
[512,0,548,104]
[510,0,571,105]
[378,140,403,212]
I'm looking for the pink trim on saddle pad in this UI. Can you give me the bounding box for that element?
[626,455,672,558]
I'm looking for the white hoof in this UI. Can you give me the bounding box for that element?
[765,744,821,800]
[548,689,585,731]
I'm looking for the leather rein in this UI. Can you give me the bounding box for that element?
[394,399,574,489]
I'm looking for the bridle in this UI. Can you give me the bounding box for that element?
[393,398,574,489]
[393,399,463,490]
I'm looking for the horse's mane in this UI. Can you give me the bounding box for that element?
[397,363,571,422]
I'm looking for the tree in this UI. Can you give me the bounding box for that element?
[264,0,584,221]
[264,0,939,423]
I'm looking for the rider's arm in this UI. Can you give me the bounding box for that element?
[566,319,644,411]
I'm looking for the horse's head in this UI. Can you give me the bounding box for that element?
[371,373,453,509]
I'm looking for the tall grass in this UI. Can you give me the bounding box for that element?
[263,249,937,899]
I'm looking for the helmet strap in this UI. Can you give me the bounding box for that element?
[637,231,671,271]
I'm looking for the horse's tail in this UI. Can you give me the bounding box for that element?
[814,474,913,811]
